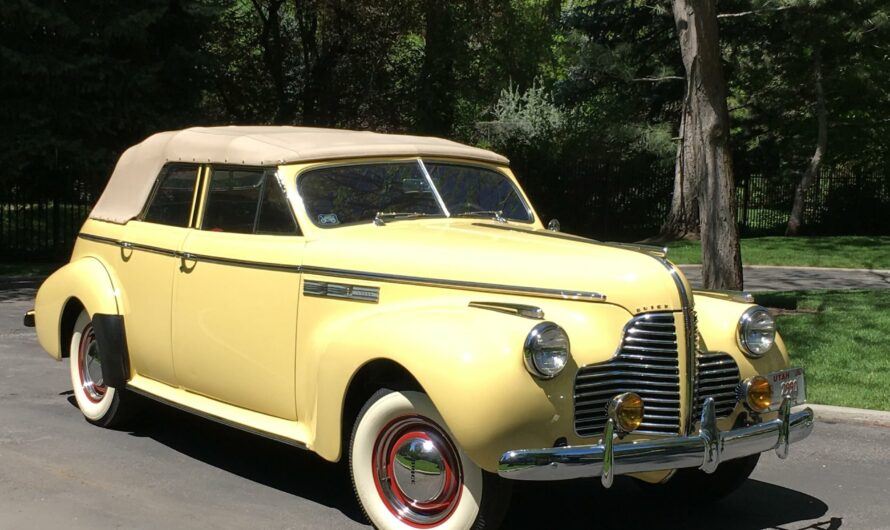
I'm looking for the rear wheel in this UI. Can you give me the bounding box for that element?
[349,389,511,529]
[69,310,135,427]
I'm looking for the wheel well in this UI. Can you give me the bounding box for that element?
[341,359,423,457]
[59,298,85,359]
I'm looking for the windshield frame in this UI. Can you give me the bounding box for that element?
[294,158,536,229]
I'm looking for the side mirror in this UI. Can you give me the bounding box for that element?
[547,219,561,232]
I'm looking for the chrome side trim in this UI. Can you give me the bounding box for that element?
[303,279,380,303]
[302,265,607,303]
[78,232,178,257]
[178,251,302,274]
[79,232,608,303]
[126,384,309,450]
[498,397,814,484]
[468,302,544,319]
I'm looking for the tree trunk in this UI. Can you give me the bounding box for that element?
[672,0,743,290]
[785,49,827,236]
[659,98,701,240]
[416,0,457,136]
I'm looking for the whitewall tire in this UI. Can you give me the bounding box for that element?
[349,389,510,530]
[68,310,132,427]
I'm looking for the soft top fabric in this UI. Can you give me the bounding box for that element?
[89,126,510,224]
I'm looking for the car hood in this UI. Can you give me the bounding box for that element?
[303,220,691,314]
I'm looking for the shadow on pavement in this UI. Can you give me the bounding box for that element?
[81,397,832,530]
[504,475,831,529]
[116,399,368,524]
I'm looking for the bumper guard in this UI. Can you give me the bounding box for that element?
[498,397,814,487]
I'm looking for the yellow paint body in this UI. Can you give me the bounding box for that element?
[34,158,792,480]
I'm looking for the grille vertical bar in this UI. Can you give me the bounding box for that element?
[574,312,681,437]
[693,352,741,418]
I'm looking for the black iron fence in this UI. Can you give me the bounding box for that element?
[1,164,887,262]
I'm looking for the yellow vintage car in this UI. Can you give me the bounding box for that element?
[26,126,813,529]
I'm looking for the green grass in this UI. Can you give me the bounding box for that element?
[666,236,890,269]
[0,262,60,276]
[756,289,890,411]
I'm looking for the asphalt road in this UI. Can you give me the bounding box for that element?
[2,285,889,529]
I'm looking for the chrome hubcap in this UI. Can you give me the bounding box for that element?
[373,416,462,526]
[78,324,106,403]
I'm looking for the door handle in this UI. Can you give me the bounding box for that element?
[179,252,197,272]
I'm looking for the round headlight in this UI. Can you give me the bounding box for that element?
[523,322,570,379]
[738,306,776,357]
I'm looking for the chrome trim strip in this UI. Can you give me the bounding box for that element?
[179,251,302,274]
[79,233,606,302]
[126,384,308,450]
[498,398,814,483]
[78,233,178,257]
[468,301,544,319]
[302,265,607,302]
[652,257,697,435]
[303,279,380,303]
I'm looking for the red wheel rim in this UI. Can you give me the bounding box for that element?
[372,415,463,527]
[77,323,107,403]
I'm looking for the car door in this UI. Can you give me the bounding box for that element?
[171,166,304,420]
[112,163,200,385]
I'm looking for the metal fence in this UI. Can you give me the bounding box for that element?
[1,164,887,262]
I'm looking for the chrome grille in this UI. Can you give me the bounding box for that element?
[693,352,741,418]
[574,312,681,437]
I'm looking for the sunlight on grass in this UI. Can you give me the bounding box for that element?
[756,289,890,411]
[667,236,890,269]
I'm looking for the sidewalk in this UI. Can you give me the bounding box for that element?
[679,265,890,291]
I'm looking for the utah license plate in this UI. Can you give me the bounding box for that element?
[766,367,807,411]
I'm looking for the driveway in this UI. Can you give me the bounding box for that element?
[679,265,890,291]
[2,283,890,528]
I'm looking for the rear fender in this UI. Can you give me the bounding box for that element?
[34,257,121,359]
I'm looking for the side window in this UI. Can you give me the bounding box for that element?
[256,174,300,235]
[142,165,199,227]
[202,168,299,235]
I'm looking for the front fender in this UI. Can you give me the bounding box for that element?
[34,257,120,359]
[306,302,577,472]
[694,295,791,378]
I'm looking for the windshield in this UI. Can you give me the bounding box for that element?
[299,160,532,228]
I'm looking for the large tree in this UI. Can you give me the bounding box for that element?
[671,0,743,289]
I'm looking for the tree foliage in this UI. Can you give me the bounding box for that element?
[1,0,887,240]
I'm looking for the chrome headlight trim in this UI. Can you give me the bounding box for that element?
[737,306,776,358]
[523,322,570,379]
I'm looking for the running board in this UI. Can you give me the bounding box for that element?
[126,375,310,450]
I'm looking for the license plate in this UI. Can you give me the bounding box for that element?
[766,367,807,411]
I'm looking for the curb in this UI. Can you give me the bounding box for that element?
[806,404,890,428]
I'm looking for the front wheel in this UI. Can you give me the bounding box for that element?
[637,453,760,503]
[69,310,135,427]
[349,389,511,529]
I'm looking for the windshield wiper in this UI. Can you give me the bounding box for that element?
[373,211,444,226]
[454,210,507,222]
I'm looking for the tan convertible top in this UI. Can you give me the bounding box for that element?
[89,126,510,224]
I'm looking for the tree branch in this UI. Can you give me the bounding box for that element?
[717,6,794,19]
[633,76,684,82]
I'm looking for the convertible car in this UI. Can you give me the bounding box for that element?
[26,126,813,529]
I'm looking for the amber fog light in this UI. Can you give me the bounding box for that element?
[742,376,772,412]
[608,392,644,433]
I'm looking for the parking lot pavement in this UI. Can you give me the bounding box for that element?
[679,265,890,291]
[3,285,890,529]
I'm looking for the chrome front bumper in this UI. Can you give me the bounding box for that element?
[498,398,814,487]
